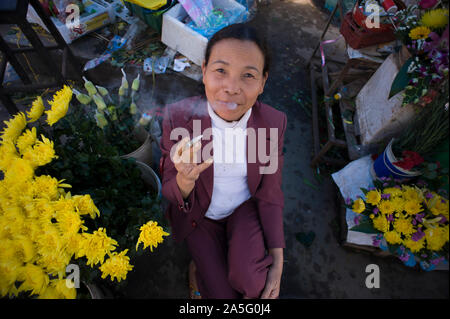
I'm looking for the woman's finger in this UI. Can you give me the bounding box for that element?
[193,158,213,175]
[173,137,190,164]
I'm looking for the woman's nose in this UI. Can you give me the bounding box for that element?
[223,77,241,95]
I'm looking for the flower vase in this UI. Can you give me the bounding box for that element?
[371,138,422,180]
[135,160,162,198]
[120,131,153,168]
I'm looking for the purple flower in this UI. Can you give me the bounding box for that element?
[373,207,380,215]
[372,234,382,247]
[383,183,389,187]
[415,214,424,223]
[398,251,411,263]
[425,192,433,199]
[430,256,444,266]
[386,214,395,222]
[412,219,417,226]
[438,215,448,224]
[345,197,351,205]
[412,228,425,242]
[421,254,428,258]
[381,193,391,200]
[354,216,361,225]
[419,0,438,9]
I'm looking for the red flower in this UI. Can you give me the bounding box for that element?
[393,151,424,170]
[419,0,438,9]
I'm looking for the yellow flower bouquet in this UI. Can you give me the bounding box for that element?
[345,176,449,270]
[0,86,169,299]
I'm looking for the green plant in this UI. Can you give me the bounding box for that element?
[34,86,166,295]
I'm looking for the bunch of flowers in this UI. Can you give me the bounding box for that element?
[73,69,156,155]
[0,86,169,299]
[346,177,449,269]
[393,0,448,106]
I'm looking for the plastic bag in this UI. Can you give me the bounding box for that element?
[177,0,214,29]
[186,6,249,39]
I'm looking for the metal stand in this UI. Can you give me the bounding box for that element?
[307,0,380,168]
[0,0,83,115]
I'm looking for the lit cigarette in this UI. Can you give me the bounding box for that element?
[184,135,203,150]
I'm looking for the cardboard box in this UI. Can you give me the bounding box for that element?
[28,0,116,44]
[161,0,246,66]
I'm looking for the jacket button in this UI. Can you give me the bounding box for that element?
[191,221,197,228]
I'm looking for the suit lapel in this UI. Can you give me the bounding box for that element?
[247,101,262,196]
[186,99,214,201]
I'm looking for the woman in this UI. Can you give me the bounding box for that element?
[160,23,287,299]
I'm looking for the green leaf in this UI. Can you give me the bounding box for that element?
[350,219,380,234]
[389,58,413,99]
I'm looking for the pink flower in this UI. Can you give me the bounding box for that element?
[419,0,438,9]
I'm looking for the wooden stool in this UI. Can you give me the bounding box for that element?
[0,0,83,115]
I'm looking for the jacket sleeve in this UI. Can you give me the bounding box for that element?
[160,104,195,214]
[254,113,287,249]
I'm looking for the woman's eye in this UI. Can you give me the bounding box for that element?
[216,68,225,74]
[243,73,255,79]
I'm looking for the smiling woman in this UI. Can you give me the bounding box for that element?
[160,23,287,300]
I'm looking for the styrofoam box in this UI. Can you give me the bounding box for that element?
[161,0,246,66]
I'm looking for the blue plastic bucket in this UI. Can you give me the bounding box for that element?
[372,139,421,180]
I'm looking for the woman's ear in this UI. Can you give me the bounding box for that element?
[259,72,269,95]
[201,61,207,81]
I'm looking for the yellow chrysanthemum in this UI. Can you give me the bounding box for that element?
[403,237,425,253]
[45,85,72,126]
[22,134,58,168]
[136,221,170,252]
[352,198,366,214]
[425,227,448,251]
[373,215,389,233]
[390,196,405,213]
[409,26,432,40]
[79,228,118,267]
[50,279,76,299]
[38,279,76,299]
[0,261,22,297]
[393,217,414,236]
[402,185,423,202]
[0,141,19,172]
[12,236,36,264]
[17,264,49,296]
[56,209,87,235]
[36,225,65,256]
[27,96,45,123]
[0,112,27,144]
[404,200,424,215]
[64,233,84,258]
[34,199,57,227]
[72,195,100,219]
[429,196,449,217]
[383,187,403,198]
[99,249,134,282]
[36,249,71,276]
[378,200,395,215]
[366,190,381,206]
[33,175,70,201]
[421,8,449,29]
[16,127,37,155]
[4,158,34,184]
[384,230,403,245]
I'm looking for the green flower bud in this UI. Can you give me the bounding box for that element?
[132,73,140,91]
[121,68,129,90]
[96,85,110,97]
[83,76,97,96]
[107,105,118,121]
[93,94,107,111]
[130,102,138,115]
[73,88,91,105]
[95,111,108,129]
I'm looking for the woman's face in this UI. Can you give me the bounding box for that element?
[202,39,268,122]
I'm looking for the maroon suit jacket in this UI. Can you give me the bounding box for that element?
[160,96,287,249]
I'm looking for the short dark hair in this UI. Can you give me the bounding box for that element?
[204,23,271,76]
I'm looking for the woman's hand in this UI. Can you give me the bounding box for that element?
[260,248,283,299]
[172,136,213,199]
